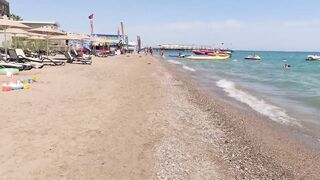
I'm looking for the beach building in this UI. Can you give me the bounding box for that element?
[94,34,123,46]
[0,0,9,16]
[93,34,123,51]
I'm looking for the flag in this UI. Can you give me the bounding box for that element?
[137,36,141,50]
[89,14,94,35]
[120,22,124,36]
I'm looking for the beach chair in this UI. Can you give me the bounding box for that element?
[0,54,32,71]
[8,49,44,69]
[64,51,92,65]
[15,49,65,66]
[71,49,92,60]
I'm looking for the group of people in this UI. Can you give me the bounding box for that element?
[145,47,153,56]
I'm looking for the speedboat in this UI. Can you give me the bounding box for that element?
[306,55,320,61]
[245,55,261,61]
[192,50,211,55]
[208,53,230,57]
[187,55,230,60]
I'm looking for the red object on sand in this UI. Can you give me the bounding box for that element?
[2,84,11,92]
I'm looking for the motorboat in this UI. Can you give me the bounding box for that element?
[306,55,320,61]
[192,50,211,55]
[245,55,261,61]
[193,49,232,56]
[187,55,230,60]
[208,53,230,57]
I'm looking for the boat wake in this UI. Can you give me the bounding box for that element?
[216,79,300,126]
[168,59,182,65]
[182,65,196,72]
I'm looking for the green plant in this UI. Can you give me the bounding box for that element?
[9,14,23,21]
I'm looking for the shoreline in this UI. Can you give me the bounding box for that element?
[164,56,320,148]
[0,55,319,179]
[157,56,320,178]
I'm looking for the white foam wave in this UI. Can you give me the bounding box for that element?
[216,79,300,126]
[182,65,196,72]
[168,59,182,65]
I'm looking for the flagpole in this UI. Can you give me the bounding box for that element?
[89,14,94,54]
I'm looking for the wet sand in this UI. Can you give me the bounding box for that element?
[0,55,319,179]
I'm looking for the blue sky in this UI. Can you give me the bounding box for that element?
[9,0,320,51]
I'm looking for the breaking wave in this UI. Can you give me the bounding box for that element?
[168,59,182,65]
[182,65,196,72]
[216,79,300,126]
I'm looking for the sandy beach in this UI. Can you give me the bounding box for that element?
[0,55,319,179]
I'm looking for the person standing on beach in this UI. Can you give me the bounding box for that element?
[160,49,164,57]
[150,47,153,56]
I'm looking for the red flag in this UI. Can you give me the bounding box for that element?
[88,14,94,20]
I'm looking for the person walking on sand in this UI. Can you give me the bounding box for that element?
[160,49,164,57]
[150,47,153,56]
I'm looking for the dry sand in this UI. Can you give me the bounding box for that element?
[0,55,319,179]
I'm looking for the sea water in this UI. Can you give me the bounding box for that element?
[160,50,320,138]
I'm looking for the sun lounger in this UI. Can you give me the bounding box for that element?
[0,61,25,71]
[15,49,65,66]
[64,51,92,65]
[0,54,32,71]
[8,49,44,69]
[71,49,92,60]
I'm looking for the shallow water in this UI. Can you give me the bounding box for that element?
[160,50,320,137]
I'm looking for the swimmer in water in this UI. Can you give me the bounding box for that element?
[283,63,291,70]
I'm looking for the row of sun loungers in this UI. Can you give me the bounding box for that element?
[0,49,92,71]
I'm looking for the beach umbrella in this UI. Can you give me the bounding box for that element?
[0,16,31,60]
[50,33,84,41]
[28,32,46,39]
[12,34,29,48]
[29,25,65,56]
[27,33,46,51]
[0,28,30,48]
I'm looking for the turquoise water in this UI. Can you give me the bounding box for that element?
[159,50,320,136]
